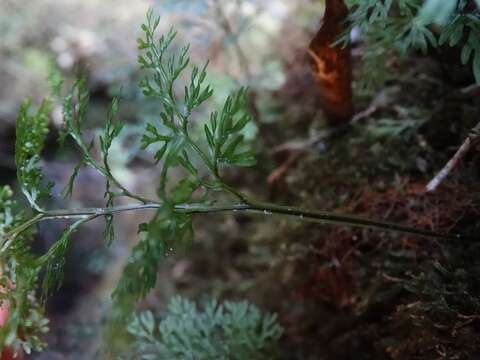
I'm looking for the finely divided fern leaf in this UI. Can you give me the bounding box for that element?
[127,297,283,360]
[0,186,49,354]
[15,100,52,211]
[8,9,259,351]
[346,0,480,86]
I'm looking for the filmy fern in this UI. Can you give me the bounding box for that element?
[0,9,472,355]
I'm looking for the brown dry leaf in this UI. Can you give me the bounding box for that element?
[308,0,353,125]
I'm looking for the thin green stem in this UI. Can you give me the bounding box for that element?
[44,203,164,218]
[0,213,44,253]
[108,173,152,204]
[0,203,164,253]
[175,201,465,241]
[221,184,250,203]
[185,137,216,175]
[242,200,463,241]
[1,199,467,256]
[68,97,151,205]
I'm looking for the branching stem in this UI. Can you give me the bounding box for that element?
[108,172,152,204]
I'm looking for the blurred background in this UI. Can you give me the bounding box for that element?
[0,0,325,358]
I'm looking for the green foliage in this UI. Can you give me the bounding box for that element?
[37,215,93,298]
[62,78,110,181]
[112,204,193,304]
[436,4,480,82]
[418,0,457,25]
[15,100,52,212]
[5,9,257,351]
[126,296,283,360]
[0,186,17,238]
[344,0,480,86]
[203,87,256,170]
[0,186,49,355]
[100,95,124,244]
[110,9,255,317]
[137,9,254,195]
[343,0,435,53]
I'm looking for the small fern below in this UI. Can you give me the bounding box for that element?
[125,296,283,360]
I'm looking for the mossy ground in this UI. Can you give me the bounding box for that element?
[153,50,480,359]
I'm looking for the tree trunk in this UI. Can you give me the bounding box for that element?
[308,0,354,125]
